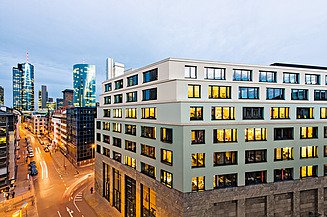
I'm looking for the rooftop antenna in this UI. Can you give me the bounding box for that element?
[26,49,29,64]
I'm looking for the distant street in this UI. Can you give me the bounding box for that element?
[20,127,97,217]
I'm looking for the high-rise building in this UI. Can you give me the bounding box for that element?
[0,86,4,105]
[95,58,327,217]
[73,64,96,107]
[38,85,48,110]
[56,98,64,109]
[62,89,74,108]
[12,62,35,111]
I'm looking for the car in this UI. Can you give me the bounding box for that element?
[28,148,33,153]
[28,153,34,158]
[29,168,38,176]
[44,147,49,152]
[29,161,36,166]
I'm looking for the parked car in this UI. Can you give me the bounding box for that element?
[29,167,38,176]
[28,152,34,158]
[44,147,49,152]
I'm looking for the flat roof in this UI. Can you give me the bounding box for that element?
[270,63,327,71]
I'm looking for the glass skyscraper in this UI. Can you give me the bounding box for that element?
[73,64,96,107]
[13,63,35,111]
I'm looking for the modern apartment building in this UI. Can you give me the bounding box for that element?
[95,58,327,217]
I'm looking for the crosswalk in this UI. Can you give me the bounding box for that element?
[75,192,83,202]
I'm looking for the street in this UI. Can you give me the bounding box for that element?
[20,127,97,217]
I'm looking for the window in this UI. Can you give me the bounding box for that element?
[142,107,156,119]
[113,137,121,148]
[185,66,197,78]
[161,149,173,166]
[103,147,110,158]
[102,163,110,201]
[104,109,110,117]
[125,140,136,153]
[141,126,156,139]
[125,108,137,119]
[205,67,225,80]
[325,146,327,157]
[192,176,205,192]
[239,87,259,99]
[142,88,157,101]
[126,91,137,102]
[160,128,173,143]
[124,156,136,169]
[191,130,205,144]
[325,127,327,138]
[245,150,267,164]
[115,79,123,90]
[245,128,267,141]
[325,165,327,176]
[259,71,276,82]
[297,107,314,119]
[300,146,318,158]
[141,162,156,179]
[211,107,235,120]
[291,89,308,100]
[103,135,110,144]
[191,153,205,168]
[105,83,112,92]
[283,72,299,84]
[300,165,318,178]
[314,90,327,101]
[274,168,293,182]
[113,108,122,118]
[213,129,237,143]
[141,144,156,159]
[271,107,289,119]
[300,127,318,139]
[266,88,285,100]
[96,121,101,130]
[274,147,293,161]
[112,123,122,133]
[125,124,136,136]
[243,107,264,120]
[141,184,156,217]
[321,108,327,119]
[245,171,267,185]
[190,106,203,120]
[125,176,136,217]
[233,69,252,81]
[274,128,294,140]
[114,94,123,104]
[104,96,111,105]
[213,151,237,166]
[213,174,237,189]
[113,151,122,162]
[127,74,138,87]
[160,170,173,188]
[97,133,101,142]
[143,68,158,83]
[113,168,121,211]
[208,86,231,99]
[102,122,110,131]
[305,74,320,85]
[188,85,201,98]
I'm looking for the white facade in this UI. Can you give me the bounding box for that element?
[31,114,47,135]
[51,111,67,148]
[96,58,327,193]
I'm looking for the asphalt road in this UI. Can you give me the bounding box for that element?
[20,127,97,217]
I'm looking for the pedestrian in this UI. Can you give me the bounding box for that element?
[90,187,93,194]
[6,193,9,200]
[12,191,15,198]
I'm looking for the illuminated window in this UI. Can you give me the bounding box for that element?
[300,146,318,158]
[125,124,136,136]
[112,123,122,133]
[259,71,276,82]
[141,162,156,179]
[233,69,252,81]
[141,126,156,139]
[213,174,237,189]
[271,107,289,119]
[208,85,231,99]
[102,122,110,131]
[297,107,314,119]
[300,165,318,178]
[211,107,235,120]
[245,128,267,142]
[141,184,156,217]
[141,107,156,119]
[245,171,266,185]
[160,170,173,188]
[161,149,173,166]
[274,147,293,161]
[192,176,205,192]
[113,168,121,211]
[321,108,327,119]
[314,90,327,101]
[191,130,205,144]
[213,129,237,143]
[185,66,197,78]
[125,108,137,119]
[141,144,156,159]
[274,168,293,182]
[102,162,110,201]
[205,67,225,80]
[103,147,110,158]
[188,84,201,98]
[300,127,318,139]
[160,128,173,143]
[192,153,205,168]
[113,108,122,118]
[245,150,267,164]
[274,128,293,140]
[124,156,136,169]
[190,106,203,120]
[125,140,136,153]
[243,107,264,119]
[213,151,237,166]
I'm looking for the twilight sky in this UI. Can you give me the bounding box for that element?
[1,0,327,107]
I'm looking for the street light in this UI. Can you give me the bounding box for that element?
[92,144,95,159]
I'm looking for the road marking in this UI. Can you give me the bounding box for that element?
[66,207,74,217]
[37,147,41,154]
[39,161,44,179]
[57,211,62,217]
[39,161,48,179]
[73,185,88,212]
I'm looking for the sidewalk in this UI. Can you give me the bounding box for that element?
[84,181,107,217]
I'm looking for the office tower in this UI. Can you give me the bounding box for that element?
[66,107,96,166]
[56,98,64,109]
[95,58,327,217]
[38,85,48,110]
[12,62,35,111]
[0,86,4,105]
[73,64,96,107]
[62,89,74,108]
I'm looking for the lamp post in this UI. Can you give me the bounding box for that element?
[92,144,95,159]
